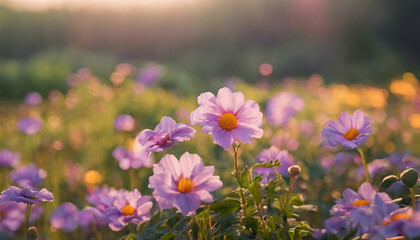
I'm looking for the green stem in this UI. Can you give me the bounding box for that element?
[232,144,246,227]
[128,168,136,190]
[25,204,32,240]
[411,187,416,210]
[356,147,370,183]
[288,177,294,196]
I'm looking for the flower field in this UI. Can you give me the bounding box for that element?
[1,65,420,240]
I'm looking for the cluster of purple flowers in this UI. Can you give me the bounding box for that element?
[253,146,295,183]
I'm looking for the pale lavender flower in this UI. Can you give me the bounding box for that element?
[104,189,152,231]
[378,208,420,238]
[389,152,420,171]
[356,158,390,180]
[0,186,53,204]
[78,207,108,228]
[113,140,153,170]
[324,216,350,238]
[114,114,135,132]
[266,92,305,127]
[138,116,195,153]
[321,110,372,149]
[190,87,263,150]
[24,92,42,105]
[0,148,20,168]
[253,146,294,183]
[0,201,25,234]
[149,152,223,216]
[17,117,43,135]
[10,164,47,189]
[136,64,162,86]
[50,202,79,232]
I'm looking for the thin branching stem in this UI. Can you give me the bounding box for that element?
[356,147,370,183]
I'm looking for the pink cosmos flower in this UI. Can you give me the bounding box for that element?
[190,87,263,150]
[138,116,195,153]
[148,152,223,216]
[112,140,153,170]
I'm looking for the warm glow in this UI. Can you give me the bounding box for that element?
[409,113,420,128]
[84,170,103,185]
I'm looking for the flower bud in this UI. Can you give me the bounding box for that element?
[380,175,399,189]
[400,168,419,188]
[288,165,301,177]
[28,226,38,240]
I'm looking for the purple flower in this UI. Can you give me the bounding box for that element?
[321,110,372,149]
[136,64,162,86]
[0,201,25,234]
[138,116,195,153]
[389,152,420,171]
[10,164,47,189]
[78,207,108,228]
[17,117,43,135]
[113,140,153,170]
[24,92,43,105]
[356,158,390,179]
[114,114,135,132]
[50,202,79,232]
[104,189,153,231]
[0,186,53,204]
[0,149,20,168]
[190,87,263,150]
[149,152,223,216]
[253,146,294,183]
[266,92,305,127]
[378,208,420,238]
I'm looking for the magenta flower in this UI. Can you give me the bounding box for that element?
[321,110,372,149]
[148,152,223,216]
[0,148,20,168]
[253,146,294,183]
[266,92,305,127]
[113,140,153,170]
[10,164,47,190]
[104,189,153,231]
[138,116,195,153]
[0,201,25,234]
[190,87,263,150]
[24,92,43,106]
[16,117,43,135]
[50,202,79,232]
[114,114,135,132]
[0,186,53,204]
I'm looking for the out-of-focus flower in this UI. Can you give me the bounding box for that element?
[389,152,420,171]
[138,116,195,153]
[104,189,152,231]
[78,207,108,228]
[390,73,418,100]
[324,216,350,238]
[149,152,223,216]
[50,202,79,232]
[0,201,25,234]
[136,64,162,86]
[10,164,46,190]
[409,113,420,128]
[17,117,43,135]
[321,110,372,149]
[84,170,103,186]
[191,87,263,150]
[0,186,53,204]
[377,207,420,238]
[253,146,294,183]
[356,159,391,180]
[114,114,135,132]
[0,149,20,168]
[24,92,43,105]
[266,92,305,127]
[113,140,153,170]
[259,63,273,76]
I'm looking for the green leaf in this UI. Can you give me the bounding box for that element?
[252,161,281,170]
[194,209,210,221]
[210,198,241,214]
[249,178,262,206]
[238,166,251,188]
[160,233,175,240]
[119,234,137,240]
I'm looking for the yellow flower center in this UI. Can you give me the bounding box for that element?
[177,177,194,193]
[344,128,359,141]
[382,213,412,226]
[352,199,370,207]
[121,204,135,216]
[218,113,238,131]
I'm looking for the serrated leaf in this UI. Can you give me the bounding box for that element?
[238,166,251,188]
[252,161,282,170]
[210,198,241,214]
[249,181,262,206]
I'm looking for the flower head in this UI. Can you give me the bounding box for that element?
[253,146,294,183]
[104,189,153,231]
[0,186,53,204]
[321,110,372,149]
[17,117,43,135]
[149,152,223,216]
[50,202,79,232]
[24,92,43,106]
[113,139,153,170]
[138,116,195,153]
[0,149,20,168]
[136,64,162,86]
[0,201,25,234]
[10,164,47,190]
[266,92,305,127]
[190,87,263,150]
[114,114,135,132]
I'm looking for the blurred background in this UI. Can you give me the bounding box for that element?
[1,0,420,99]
